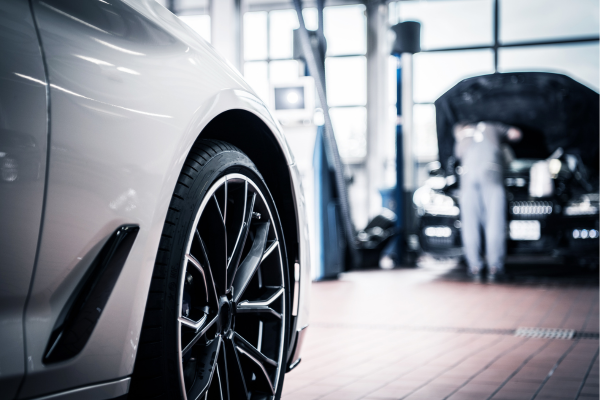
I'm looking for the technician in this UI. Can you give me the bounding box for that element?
[454,121,522,282]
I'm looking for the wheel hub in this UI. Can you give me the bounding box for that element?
[218,296,233,334]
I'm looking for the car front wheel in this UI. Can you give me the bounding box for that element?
[130,140,290,400]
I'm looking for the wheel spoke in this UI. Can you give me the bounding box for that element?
[225,180,247,273]
[181,315,219,357]
[198,196,227,293]
[261,240,278,262]
[236,286,283,319]
[216,340,230,400]
[185,254,208,302]
[228,192,256,281]
[193,232,219,304]
[207,359,226,400]
[185,336,221,399]
[236,346,275,395]
[232,222,270,303]
[233,332,277,367]
[179,314,207,331]
[224,336,249,399]
[215,366,225,400]
[213,194,224,221]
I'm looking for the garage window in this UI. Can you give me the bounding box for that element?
[389,0,493,50]
[500,0,599,44]
[179,15,211,43]
[242,5,368,162]
[499,42,600,91]
[389,0,599,177]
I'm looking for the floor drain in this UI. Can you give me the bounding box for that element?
[574,332,600,340]
[515,327,575,340]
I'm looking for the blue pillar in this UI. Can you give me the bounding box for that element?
[395,64,404,263]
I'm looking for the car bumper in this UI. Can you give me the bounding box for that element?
[418,213,599,260]
[287,163,310,369]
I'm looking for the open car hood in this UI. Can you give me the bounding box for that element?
[434,72,599,174]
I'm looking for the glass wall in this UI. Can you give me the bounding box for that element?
[389,0,493,50]
[174,0,598,175]
[500,0,599,43]
[173,0,211,42]
[242,5,368,162]
[499,43,599,91]
[413,50,495,104]
[179,14,211,42]
[389,0,599,174]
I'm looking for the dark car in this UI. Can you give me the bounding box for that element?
[414,72,599,267]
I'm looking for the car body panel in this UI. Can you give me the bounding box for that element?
[0,1,48,398]
[30,378,130,400]
[289,163,310,332]
[17,0,309,397]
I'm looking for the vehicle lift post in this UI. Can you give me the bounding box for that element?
[391,21,421,264]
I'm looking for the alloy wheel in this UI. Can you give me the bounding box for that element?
[177,173,287,400]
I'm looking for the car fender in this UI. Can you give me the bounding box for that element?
[21,0,308,397]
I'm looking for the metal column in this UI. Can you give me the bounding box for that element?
[401,53,415,194]
[366,1,390,219]
[210,0,242,70]
[391,21,421,264]
[292,0,359,267]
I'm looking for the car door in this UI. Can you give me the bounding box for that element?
[0,1,48,399]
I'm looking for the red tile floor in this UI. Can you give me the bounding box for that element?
[282,260,599,400]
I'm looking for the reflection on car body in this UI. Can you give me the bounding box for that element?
[0,1,310,399]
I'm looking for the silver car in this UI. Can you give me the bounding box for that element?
[0,0,310,399]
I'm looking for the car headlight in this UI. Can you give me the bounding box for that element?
[413,186,459,217]
[565,193,599,216]
[424,226,452,237]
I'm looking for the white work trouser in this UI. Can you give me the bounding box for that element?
[459,166,506,273]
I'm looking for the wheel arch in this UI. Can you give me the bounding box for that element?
[197,110,300,343]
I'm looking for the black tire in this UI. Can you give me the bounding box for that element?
[129,139,290,400]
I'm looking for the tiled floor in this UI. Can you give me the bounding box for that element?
[283,261,599,400]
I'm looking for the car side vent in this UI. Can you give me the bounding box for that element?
[43,225,139,363]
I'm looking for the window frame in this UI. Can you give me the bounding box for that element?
[242,4,369,162]
[388,0,599,164]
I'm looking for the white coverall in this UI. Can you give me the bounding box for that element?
[455,122,511,275]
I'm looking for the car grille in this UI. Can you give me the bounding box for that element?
[425,236,454,246]
[510,201,553,216]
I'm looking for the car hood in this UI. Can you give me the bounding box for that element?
[434,72,599,174]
